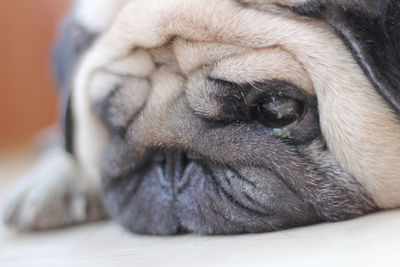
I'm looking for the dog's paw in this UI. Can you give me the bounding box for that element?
[2,147,107,231]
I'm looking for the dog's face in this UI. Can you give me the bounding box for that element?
[54,0,400,235]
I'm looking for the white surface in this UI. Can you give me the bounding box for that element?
[1,152,399,267]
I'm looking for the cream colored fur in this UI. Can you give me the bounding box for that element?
[72,0,400,208]
[210,47,313,93]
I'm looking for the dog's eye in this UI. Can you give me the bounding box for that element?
[251,97,304,129]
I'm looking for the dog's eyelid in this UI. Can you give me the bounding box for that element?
[208,77,314,105]
[189,77,316,127]
[207,76,243,89]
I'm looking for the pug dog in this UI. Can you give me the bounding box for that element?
[3,0,400,235]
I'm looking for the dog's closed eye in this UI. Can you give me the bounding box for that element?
[251,95,304,129]
[187,76,320,144]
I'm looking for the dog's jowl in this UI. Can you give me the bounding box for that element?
[4,0,400,234]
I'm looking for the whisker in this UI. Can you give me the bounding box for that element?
[249,82,262,92]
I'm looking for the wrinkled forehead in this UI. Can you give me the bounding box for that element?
[73,0,324,98]
[75,0,354,93]
[150,39,313,94]
[74,0,309,32]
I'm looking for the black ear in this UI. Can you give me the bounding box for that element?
[293,0,400,117]
[52,11,98,153]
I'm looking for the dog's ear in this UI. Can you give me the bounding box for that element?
[293,0,400,116]
[53,11,98,153]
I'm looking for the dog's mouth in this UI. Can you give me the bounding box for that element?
[101,147,322,235]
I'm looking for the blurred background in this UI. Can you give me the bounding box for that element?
[0,0,71,152]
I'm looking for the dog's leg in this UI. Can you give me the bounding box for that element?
[2,48,155,231]
[1,69,113,231]
[2,147,107,230]
[1,3,110,230]
[2,73,111,231]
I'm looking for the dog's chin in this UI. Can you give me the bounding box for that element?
[101,148,321,235]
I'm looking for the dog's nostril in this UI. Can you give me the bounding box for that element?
[187,151,202,160]
[152,149,202,163]
[153,150,166,163]
[181,152,189,169]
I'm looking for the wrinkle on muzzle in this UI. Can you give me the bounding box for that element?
[101,147,322,235]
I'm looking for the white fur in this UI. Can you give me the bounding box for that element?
[74,0,131,32]
[3,147,106,230]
